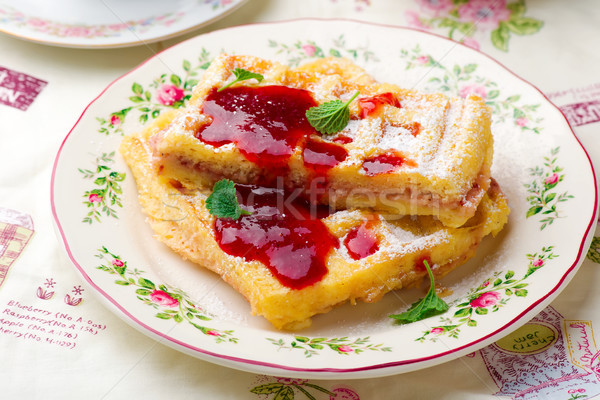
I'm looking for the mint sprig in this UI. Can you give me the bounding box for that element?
[218,68,264,92]
[389,260,449,324]
[306,91,360,134]
[205,179,251,219]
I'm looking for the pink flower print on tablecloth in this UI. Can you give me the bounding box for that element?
[416,0,454,16]
[149,290,179,308]
[457,0,511,29]
[156,84,184,106]
[470,291,501,308]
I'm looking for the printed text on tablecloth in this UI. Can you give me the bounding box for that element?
[0,299,107,350]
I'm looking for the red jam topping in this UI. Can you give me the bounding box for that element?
[344,222,380,260]
[213,184,338,289]
[362,151,417,176]
[358,92,401,118]
[402,121,422,137]
[414,255,432,272]
[196,86,318,168]
[303,138,348,176]
[332,135,353,145]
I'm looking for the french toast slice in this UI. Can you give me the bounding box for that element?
[120,111,509,330]
[149,54,494,228]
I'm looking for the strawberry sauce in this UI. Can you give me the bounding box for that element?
[361,152,417,176]
[213,184,338,289]
[344,222,379,260]
[196,86,318,168]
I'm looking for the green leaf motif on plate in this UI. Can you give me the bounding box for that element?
[96,48,213,136]
[79,152,125,224]
[267,335,391,358]
[267,34,379,67]
[414,247,557,342]
[400,45,544,134]
[523,147,574,230]
[95,246,238,343]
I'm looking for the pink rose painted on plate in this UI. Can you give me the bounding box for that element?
[431,327,444,335]
[416,0,453,15]
[112,258,124,267]
[516,117,529,127]
[150,290,179,307]
[544,173,559,186]
[532,258,544,268]
[338,345,354,353]
[470,291,501,308]
[459,84,487,99]
[156,84,184,106]
[88,193,103,203]
[110,114,121,126]
[302,44,317,57]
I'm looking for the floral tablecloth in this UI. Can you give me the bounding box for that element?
[1,1,599,399]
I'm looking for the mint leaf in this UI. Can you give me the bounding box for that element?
[218,68,264,92]
[205,179,251,219]
[306,91,360,134]
[389,260,449,324]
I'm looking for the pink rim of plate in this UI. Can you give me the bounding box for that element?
[50,18,599,377]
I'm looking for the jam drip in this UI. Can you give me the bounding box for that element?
[196,86,318,168]
[344,222,380,260]
[303,138,348,176]
[213,184,338,289]
[358,92,401,118]
[362,151,417,176]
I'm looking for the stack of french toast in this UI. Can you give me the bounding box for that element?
[120,54,509,330]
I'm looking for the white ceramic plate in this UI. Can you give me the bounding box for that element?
[0,0,248,48]
[51,20,598,379]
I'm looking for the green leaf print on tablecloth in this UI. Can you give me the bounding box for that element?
[587,236,600,264]
[405,0,544,52]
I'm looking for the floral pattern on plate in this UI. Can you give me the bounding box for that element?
[96,246,238,343]
[79,152,125,224]
[400,44,543,133]
[97,49,213,136]
[267,336,392,358]
[524,147,574,230]
[268,35,379,67]
[415,247,558,342]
